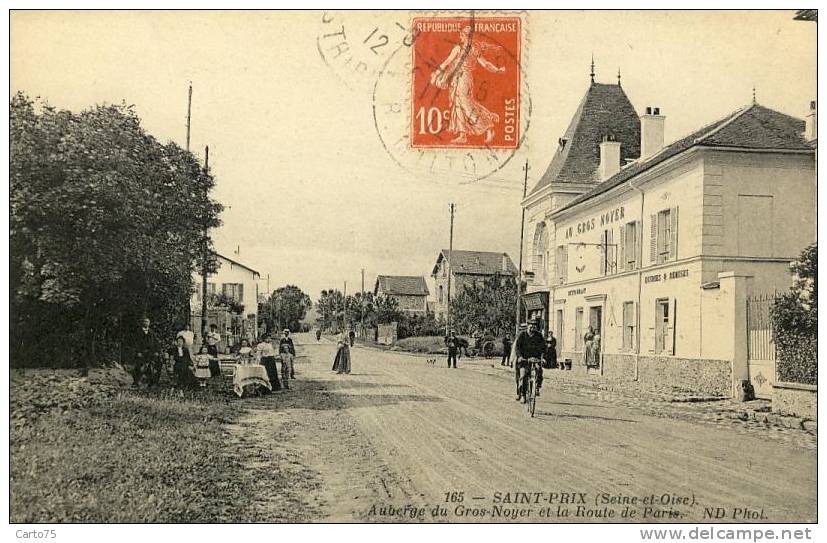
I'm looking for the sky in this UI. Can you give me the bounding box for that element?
[10,10,816,300]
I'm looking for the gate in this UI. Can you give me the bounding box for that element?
[746,293,776,399]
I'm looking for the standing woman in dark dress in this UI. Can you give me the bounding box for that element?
[171,336,198,388]
[332,334,351,374]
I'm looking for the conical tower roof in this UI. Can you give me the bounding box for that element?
[530,82,641,195]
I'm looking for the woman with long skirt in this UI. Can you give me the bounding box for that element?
[332,335,351,374]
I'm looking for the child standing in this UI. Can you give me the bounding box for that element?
[194,345,212,388]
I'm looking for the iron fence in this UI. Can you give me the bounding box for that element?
[746,293,777,361]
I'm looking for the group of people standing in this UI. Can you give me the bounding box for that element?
[251,331,296,391]
[126,316,299,392]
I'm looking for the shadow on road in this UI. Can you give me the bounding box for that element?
[535,411,639,423]
[242,376,442,412]
[546,400,611,409]
[321,380,413,391]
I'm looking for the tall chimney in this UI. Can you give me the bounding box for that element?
[640,106,665,160]
[806,100,817,142]
[599,135,621,180]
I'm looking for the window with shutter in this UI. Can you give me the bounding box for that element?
[622,301,636,351]
[619,225,626,272]
[669,298,677,355]
[222,283,229,297]
[649,214,657,264]
[607,229,615,274]
[669,207,678,261]
[600,231,607,275]
[574,308,584,351]
[556,245,568,284]
[635,221,642,269]
[655,298,669,353]
[624,221,639,270]
[238,283,244,303]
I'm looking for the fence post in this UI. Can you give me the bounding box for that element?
[718,271,754,398]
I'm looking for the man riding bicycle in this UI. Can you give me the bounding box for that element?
[514,318,546,403]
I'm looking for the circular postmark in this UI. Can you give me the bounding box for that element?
[373,11,531,185]
[316,10,417,93]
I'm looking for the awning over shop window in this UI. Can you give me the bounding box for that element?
[523,292,549,311]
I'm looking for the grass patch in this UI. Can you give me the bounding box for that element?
[10,381,319,522]
[11,387,244,522]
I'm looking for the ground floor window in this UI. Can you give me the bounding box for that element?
[622,301,636,351]
[655,298,675,355]
[574,307,584,351]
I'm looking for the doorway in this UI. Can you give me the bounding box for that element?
[555,308,564,357]
[588,305,603,373]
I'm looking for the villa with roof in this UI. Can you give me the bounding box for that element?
[430,250,518,322]
[521,67,816,399]
[374,275,430,314]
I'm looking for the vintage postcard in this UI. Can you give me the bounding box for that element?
[7,8,819,535]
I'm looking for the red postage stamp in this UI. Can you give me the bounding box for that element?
[411,16,521,149]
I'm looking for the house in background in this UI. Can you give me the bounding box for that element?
[374,275,430,314]
[430,250,518,322]
[191,252,260,351]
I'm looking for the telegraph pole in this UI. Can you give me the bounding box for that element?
[446,203,455,336]
[186,82,192,152]
[200,145,210,344]
[514,161,529,339]
[361,268,365,338]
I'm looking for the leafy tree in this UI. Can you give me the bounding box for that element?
[772,243,817,384]
[449,273,517,337]
[10,93,222,367]
[397,311,442,339]
[373,294,403,325]
[259,284,312,334]
[315,289,344,332]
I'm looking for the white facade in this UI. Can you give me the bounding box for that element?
[522,102,816,397]
[191,253,260,346]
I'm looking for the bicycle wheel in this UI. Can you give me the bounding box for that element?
[528,379,537,417]
[525,377,535,416]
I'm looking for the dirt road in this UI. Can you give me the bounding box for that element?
[235,334,816,523]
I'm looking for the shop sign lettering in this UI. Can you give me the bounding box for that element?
[644,269,689,284]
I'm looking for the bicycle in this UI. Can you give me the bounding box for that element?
[518,357,541,417]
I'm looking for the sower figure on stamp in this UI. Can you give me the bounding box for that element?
[514,319,545,402]
[430,26,505,144]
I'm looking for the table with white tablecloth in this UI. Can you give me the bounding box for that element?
[232,364,272,397]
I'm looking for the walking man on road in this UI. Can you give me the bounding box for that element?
[514,319,545,402]
[501,333,512,366]
[446,332,459,369]
[279,329,296,380]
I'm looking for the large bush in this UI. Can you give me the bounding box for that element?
[397,312,442,339]
[10,93,222,367]
[772,244,817,385]
[450,273,517,336]
[394,336,446,354]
